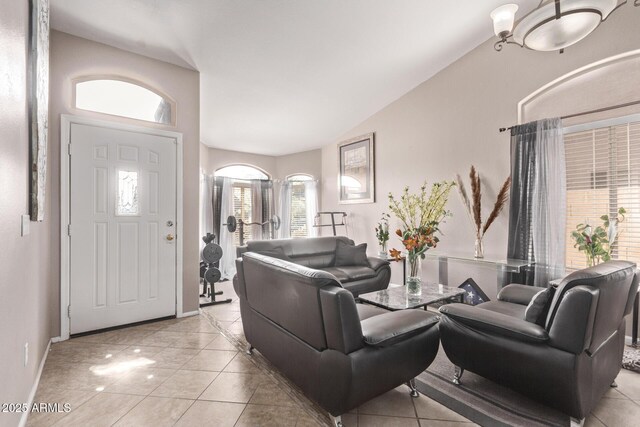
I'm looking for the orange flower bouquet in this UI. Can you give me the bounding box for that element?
[388,181,455,294]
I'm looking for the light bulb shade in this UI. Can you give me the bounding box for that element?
[512,0,618,51]
[490,4,519,36]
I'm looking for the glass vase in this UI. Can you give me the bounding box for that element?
[474,235,484,259]
[378,241,388,257]
[406,256,422,295]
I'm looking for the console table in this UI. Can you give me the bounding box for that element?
[424,251,532,290]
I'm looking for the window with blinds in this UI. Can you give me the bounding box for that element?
[287,174,313,238]
[233,185,252,246]
[564,120,640,269]
[290,182,307,237]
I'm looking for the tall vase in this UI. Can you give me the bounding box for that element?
[474,234,484,259]
[379,241,388,257]
[406,255,422,295]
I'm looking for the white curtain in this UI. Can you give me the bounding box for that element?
[198,170,213,252]
[218,177,236,280]
[532,118,566,286]
[278,181,292,239]
[250,179,263,241]
[304,180,319,237]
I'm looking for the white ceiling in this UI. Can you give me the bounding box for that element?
[51,0,538,156]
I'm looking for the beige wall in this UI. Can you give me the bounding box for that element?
[320,10,640,295]
[49,30,201,334]
[0,1,56,425]
[202,145,322,181]
[203,146,277,178]
[276,149,322,180]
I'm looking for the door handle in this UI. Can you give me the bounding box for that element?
[166,234,175,241]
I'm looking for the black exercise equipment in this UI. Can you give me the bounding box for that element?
[223,214,281,246]
[313,211,348,236]
[199,232,232,307]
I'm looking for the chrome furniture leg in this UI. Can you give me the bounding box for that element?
[246,344,254,355]
[611,381,618,388]
[453,366,464,385]
[333,415,343,427]
[570,417,584,427]
[406,378,419,397]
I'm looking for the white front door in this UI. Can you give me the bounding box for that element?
[69,123,177,334]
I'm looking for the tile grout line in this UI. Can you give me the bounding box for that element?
[411,389,420,425]
[45,388,101,427]
[169,398,197,427]
[233,402,250,427]
[107,392,144,427]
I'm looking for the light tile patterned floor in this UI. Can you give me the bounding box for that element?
[26,280,640,426]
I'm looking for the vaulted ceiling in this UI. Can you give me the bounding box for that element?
[51,0,538,155]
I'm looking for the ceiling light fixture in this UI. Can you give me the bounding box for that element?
[491,0,638,53]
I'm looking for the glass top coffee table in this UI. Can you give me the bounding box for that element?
[358,283,465,311]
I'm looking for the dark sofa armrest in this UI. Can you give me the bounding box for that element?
[439,304,549,344]
[233,258,246,299]
[497,284,544,306]
[360,310,439,347]
[367,256,390,271]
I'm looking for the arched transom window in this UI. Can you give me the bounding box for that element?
[215,165,269,180]
[74,78,174,125]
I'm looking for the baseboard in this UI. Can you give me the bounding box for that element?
[18,339,51,427]
[178,309,200,318]
[625,335,634,346]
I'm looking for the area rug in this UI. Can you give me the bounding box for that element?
[415,347,569,427]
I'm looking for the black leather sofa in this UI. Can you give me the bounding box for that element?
[234,252,440,426]
[438,261,639,426]
[236,236,391,296]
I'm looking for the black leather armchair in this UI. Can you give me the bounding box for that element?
[438,261,639,426]
[234,252,440,426]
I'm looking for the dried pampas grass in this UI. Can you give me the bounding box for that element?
[470,166,482,233]
[483,177,511,235]
[456,166,511,238]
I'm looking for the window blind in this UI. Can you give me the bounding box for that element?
[564,121,640,269]
[290,182,307,237]
[233,185,252,246]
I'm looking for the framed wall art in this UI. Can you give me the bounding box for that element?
[338,132,375,204]
[28,0,50,221]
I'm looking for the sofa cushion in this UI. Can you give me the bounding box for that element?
[337,266,377,281]
[321,267,350,283]
[525,287,555,326]
[335,240,368,267]
[320,266,377,283]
